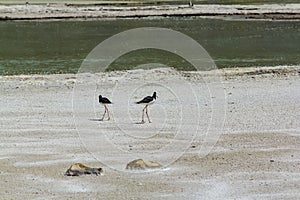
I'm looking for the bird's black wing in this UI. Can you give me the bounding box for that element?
[136,96,153,104]
[100,97,112,104]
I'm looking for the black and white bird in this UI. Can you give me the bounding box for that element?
[136,92,157,123]
[99,95,112,121]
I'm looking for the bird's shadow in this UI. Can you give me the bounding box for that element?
[135,121,145,124]
[89,119,103,122]
[89,119,147,124]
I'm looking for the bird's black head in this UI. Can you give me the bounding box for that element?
[153,92,157,99]
[99,95,102,100]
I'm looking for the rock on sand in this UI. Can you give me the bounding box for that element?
[126,159,162,170]
[65,163,103,176]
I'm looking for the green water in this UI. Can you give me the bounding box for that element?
[0,17,299,75]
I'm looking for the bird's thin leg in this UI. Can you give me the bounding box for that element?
[145,106,151,123]
[101,106,107,121]
[141,105,146,123]
[105,105,110,120]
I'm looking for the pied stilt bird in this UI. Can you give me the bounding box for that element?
[136,92,157,123]
[99,95,112,121]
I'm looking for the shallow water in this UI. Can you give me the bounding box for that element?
[0,17,299,75]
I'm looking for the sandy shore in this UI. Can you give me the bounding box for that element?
[1,3,300,20]
[1,66,300,199]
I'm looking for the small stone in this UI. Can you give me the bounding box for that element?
[270,159,275,162]
[64,163,103,176]
[126,159,161,170]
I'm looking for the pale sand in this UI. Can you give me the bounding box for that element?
[1,3,300,20]
[1,66,300,199]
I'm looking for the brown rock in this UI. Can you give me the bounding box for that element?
[126,159,161,170]
[64,163,103,176]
